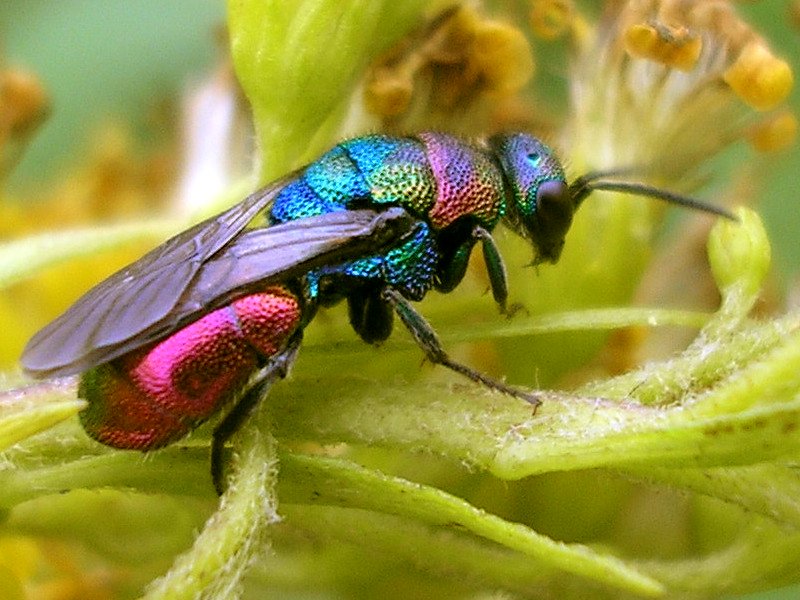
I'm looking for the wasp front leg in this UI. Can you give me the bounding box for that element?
[473,226,509,314]
[436,225,509,314]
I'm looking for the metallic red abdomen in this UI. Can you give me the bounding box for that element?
[78,285,302,450]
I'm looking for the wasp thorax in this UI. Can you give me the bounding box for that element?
[489,132,573,264]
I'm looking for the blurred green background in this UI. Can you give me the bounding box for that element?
[0,0,224,191]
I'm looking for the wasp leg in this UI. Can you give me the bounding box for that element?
[348,286,393,344]
[474,226,528,318]
[211,333,302,495]
[381,287,541,407]
[436,225,509,314]
[473,226,509,314]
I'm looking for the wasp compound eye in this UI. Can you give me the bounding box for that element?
[536,180,573,232]
[529,179,573,263]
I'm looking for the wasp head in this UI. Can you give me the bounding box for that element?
[489,133,573,265]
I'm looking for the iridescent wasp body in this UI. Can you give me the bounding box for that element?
[21,132,732,492]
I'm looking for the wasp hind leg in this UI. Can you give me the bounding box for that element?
[211,333,302,495]
[381,287,542,408]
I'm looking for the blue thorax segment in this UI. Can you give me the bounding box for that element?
[270,135,436,227]
[303,144,371,205]
[268,133,487,304]
[269,178,341,222]
[342,135,435,214]
[270,145,366,225]
[308,220,440,303]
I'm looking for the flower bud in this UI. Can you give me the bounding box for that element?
[707,207,771,300]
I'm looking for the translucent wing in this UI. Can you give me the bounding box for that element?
[22,187,414,378]
[21,178,294,377]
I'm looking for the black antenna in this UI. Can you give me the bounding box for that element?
[568,172,738,221]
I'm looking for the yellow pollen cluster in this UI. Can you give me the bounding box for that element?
[573,0,797,165]
[748,110,798,153]
[364,67,413,119]
[618,1,794,112]
[364,7,534,121]
[0,67,50,180]
[623,22,701,71]
[723,41,794,111]
[469,21,533,95]
[529,0,574,41]
[0,68,49,147]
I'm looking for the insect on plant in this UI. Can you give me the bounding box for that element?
[21,132,735,493]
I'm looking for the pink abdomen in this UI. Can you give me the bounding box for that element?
[78,285,302,450]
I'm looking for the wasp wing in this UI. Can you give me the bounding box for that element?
[21,177,295,378]
[84,207,413,364]
[184,207,412,310]
[22,183,413,377]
